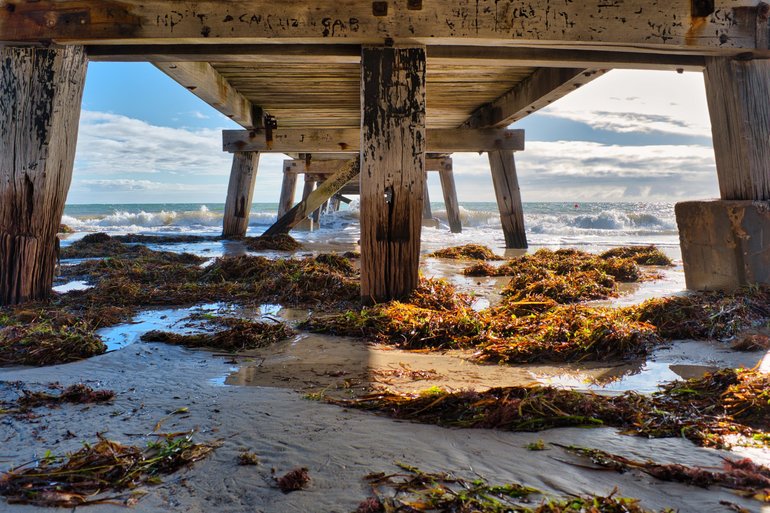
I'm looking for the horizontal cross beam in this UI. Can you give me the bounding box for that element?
[1,1,767,54]
[87,44,709,70]
[223,129,524,153]
[283,157,451,174]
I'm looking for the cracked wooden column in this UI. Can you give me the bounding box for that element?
[488,150,528,249]
[0,46,87,306]
[277,165,299,218]
[222,152,260,238]
[360,46,426,304]
[676,57,770,290]
[438,158,462,233]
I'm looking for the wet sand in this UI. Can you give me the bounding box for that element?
[3,245,769,512]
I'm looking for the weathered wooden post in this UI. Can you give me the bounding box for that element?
[488,150,527,249]
[676,57,770,290]
[438,158,462,233]
[222,152,260,238]
[422,173,433,220]
[360,46,426,304]
[295,175,317,231]
[277,165,299,217]
[0,46,87,305]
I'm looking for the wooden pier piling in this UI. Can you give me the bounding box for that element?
[438,160,462,234]
[0,46,87,305]
[360,46,427,304]
[277,168,299,218]
[488,150,528,249]
[222,152,260,238]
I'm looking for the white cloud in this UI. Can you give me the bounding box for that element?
[190,111,210,120]
[539,70,712,137]
[75,111,231,177]
[78,179,203,192]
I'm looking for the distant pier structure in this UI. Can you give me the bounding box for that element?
[1,1,769,305]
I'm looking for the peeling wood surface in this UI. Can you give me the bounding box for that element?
[222,152,259,238]
[263,159,358,236]
[0,1,765,52]
[704,57,770,200]
[360,46,426,304]
[488,150,528,249]
[223,128,524,153]
[0,45,87,305]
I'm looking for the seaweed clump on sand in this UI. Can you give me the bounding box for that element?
[303,278,485,349]
[59,233,206,263]
[0,434,216,507]
[561,445,770,502]
[630,287,770,340]
[17,384,115,409]
[354,463,670,513]
[141,317,293,352]
[242,234,302,251]
[305,278,658,362]
[0,321,105,366]
[477,302,659,363]
[429,244,503,261]
[599,245,673,266]
[326,368,770,449]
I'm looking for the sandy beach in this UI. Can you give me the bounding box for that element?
[1,233,769,512]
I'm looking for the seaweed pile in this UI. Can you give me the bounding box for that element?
[354,463,671,513]
[0,434,216,507]
[242,234,302,251]
[429,244,503,261]
[464,247,668,303]
[0,321,106,366]
[562,445,769,501]
[59,233,206,263]
[17,384,115,409]
[326,368,770,449]
[141,316,293,352]
[304,278,660,362]
[599,245,673,266]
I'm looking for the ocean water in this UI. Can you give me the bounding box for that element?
[61,201,679,253]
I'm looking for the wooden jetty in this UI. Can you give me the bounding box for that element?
[1,1,769,304]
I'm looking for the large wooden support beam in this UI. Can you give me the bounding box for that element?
[488,151,528,249]
[284,157,447,175]
[277,171,299,218]
[223,128,523,153]
[360,46,426,304]
[437,160,462,234]
[0,46,87,305]
[87,44,707,71]
[155,62,261,128]
[263,159,358,236]
[222,152,259,238]
[1,1,767,53]
[704,57,770,200]
[422,175,433,220]
[462,68,605,128]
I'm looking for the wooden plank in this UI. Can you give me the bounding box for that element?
[0,1,765,53]
[223,128,524,153]
[438,159,462,234]
[222,152,259,238]
[360,45,426,304]
[154,61,260,128]
[0,45,87,305]
[262,159,358,236]
[488,150,527,249]
[704,57,770,200]
[462,68,605,128]
[87,44,706,70]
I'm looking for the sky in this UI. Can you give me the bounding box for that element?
[67,63,720,204]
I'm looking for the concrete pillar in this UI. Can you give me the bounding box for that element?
[359,46,426,304]
[676,58,770,290]
[0,46,87,305]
